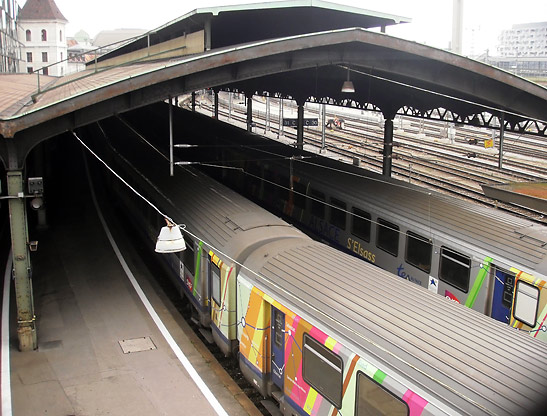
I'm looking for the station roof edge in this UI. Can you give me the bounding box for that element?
[154,0,410,33]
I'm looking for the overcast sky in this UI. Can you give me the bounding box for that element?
[22,0,547,55]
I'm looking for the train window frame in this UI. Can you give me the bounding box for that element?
[329,198,347,230]
[182,237,195,274]
[351,207,371,242]
[439,247,471,293]
[302,333,343,409]
[376,218,399,257]
[309,188,326,219]
[211,262,221,306]
[513,280,539,328]
[405,231,432,273]
[355,371,409,416]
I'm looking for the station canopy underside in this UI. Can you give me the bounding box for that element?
[1,27,547,167]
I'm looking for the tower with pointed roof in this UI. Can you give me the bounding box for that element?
[18,0,68,76]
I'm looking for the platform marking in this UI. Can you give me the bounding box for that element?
[1,254,13,416]
[87,170,228,416]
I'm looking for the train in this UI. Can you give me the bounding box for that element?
[147,104,547,344]
[80,115,547,416]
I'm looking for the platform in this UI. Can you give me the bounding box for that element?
[2,163,260,416]
[481,181,547,212]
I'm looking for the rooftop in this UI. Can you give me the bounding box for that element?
[18,0,67,22]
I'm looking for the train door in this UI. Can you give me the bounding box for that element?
[271,306,285,389]
[491,269,516,323]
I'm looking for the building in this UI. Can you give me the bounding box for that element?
[497,22,547,57]
[0,0,23,72]
[17,0,68,76]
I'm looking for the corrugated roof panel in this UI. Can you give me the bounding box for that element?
[244,241,547,415]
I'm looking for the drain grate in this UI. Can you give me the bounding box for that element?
[118,336,157,354]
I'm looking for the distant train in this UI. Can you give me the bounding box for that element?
[157,107,547,343]
[82,117,547,416]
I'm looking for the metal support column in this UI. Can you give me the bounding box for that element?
[228,92,232,120]
[213,90,219,120]
[169,96,174,176]
[265,97,270,133]
[32,142,48,230]
[7,170,37,351]
[321,103,326,152]
[296,103,304,150]
[246,94,253,132]
[498,113,505,170]
[382,118,394,177]
[278,98,284,138]
[191,92,196,112]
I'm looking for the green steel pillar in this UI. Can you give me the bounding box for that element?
[7,170,37,351]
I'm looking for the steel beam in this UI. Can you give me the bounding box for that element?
[214,90,219,120]
[382,118,394,177]
[7,170,37,351]
[247,94,253,132]
[169,96,174,176]
[499,112,505,170]
[296,103,304,150]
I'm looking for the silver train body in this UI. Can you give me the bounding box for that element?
[190,118,547,342]
[84,118,547,416]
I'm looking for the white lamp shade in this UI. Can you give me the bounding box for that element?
[30,197,43,210]
[341,80,355,93]
[155,225,186,253]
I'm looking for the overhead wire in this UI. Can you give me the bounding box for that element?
[73,124,495,415]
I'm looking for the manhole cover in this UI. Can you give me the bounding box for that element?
[118,336,157,354]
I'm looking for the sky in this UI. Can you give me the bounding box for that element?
[21,0,547,56]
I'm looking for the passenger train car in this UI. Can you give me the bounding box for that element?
[81,118,547,416]
[156,108,547,344]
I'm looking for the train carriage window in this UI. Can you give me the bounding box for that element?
[329,198,347,230]
[405,232,432,273]
[310,188,326,219]
[182,237,195,274]
[513,280,539,327]
[352,208,371,242]
[376,219,399,257]
[245,161,262,195]
[293,181,307,210]
[278,174,290,204]
[439,247,470,293]
[211,262,221,305]
[303,334,343,409]
[355,372,409,416]
[263,170,278,200]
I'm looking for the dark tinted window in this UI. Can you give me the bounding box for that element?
[329,198,347,230]
[211,262,221,305]
[310,188,325,219]
[303,334,343,408]
[405,232,432,273]
[183,237,195,274]
[439,247,470,292]
[293,181,307,210]
[377,218,399,257]
[245,161,261,195]
[351,208,371,242]
[355,372,409,416]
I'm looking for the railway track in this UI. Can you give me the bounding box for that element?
[194,97,547,223]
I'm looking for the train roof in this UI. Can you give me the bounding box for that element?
[95,121,304,258]
[178,111,547,275]
[289,157,547,273]
[242,238,547,415]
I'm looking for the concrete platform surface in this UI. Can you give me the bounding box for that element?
[5,179,260,416]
